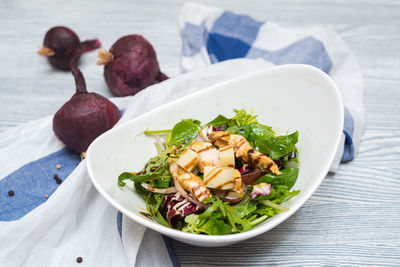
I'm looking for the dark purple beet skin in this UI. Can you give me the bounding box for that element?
[38,26,101,70]
[53,63,120,153]
[98,35,168,96]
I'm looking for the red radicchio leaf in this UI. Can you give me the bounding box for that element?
[249,183,271,199]
[162,193,202,228]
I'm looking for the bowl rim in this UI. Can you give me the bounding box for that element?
[87,63,344,243]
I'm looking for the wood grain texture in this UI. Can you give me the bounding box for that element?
[1,0,399,266]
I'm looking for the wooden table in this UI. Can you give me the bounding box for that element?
[1,0,399,265]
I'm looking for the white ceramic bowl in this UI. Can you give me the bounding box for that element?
[87,64,343,247]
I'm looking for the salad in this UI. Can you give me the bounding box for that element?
[118,109,300,235]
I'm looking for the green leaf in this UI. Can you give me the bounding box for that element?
[167,119,201,147]
[257,185,300,204]
[208,115,229,127]
[225,125,252,139]
[228,109,258,127]
[248,123,275,141]
[118,156,171,187]
[254,206,281,217]
[146,193,169,228]
[256,168,299,189]
[199,197,226,219]
[144,129,173,135]
[255,131,299,160]
[118,172,146,186]
[182,214,232,235]
[134,181,148,195]
[200,219,232,235]
[147,203,169,227]
[155,179,170,188]
[224,202,257,232]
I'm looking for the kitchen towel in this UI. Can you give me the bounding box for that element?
[180,2,365,171]
[0,3,365,267]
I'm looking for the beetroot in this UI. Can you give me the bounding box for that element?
[53,63,121,153]
[38,26,101,70]
[97,34,168,96]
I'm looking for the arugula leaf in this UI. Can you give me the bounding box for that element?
[118,172,144,186]
[182,198,233,235]
[224,202,257,232]
[199,197,226,219]
[228,109,258,127]
[166,119,201,147]
[254,205,281,217]
[134,180,148,195]
[155,179,170,188]
[118,156,170,186]
[273,187,300,203]
[146,194,169,227]
[182,214,232,235]
[200,219,232,235]
[257,185,300,204]
[256,168,299,189]
[255,131,299,160]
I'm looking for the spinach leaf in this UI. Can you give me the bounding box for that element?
[248,122,275,141]
[255,168,299,189]
[208,115,229,127]
[255,131,299,160]
[225,125,252,139]
[167,119,201,147]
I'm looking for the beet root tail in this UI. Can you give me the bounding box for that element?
[156,72,169,82]
[81,39,102,53]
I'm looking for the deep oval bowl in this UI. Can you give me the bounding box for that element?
[87,64,343,247]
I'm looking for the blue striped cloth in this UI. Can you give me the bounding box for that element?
[180,2,365,170]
